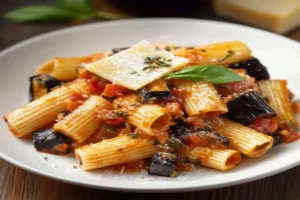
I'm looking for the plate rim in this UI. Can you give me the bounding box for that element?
[0,18,300,192]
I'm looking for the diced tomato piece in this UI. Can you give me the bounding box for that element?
[248,117,278,134]
[70,93,85,101]
[267,119,278,133]
[105,117,126,126]
[67,93,87,111]
[78,68,93,79]
[216,76,256,97]
[87,76,107,93]
[98,110,126,126]
[102,84,131,97]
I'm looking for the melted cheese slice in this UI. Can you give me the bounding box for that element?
[85,40,189,90]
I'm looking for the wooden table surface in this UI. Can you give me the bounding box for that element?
[1,0,300,199]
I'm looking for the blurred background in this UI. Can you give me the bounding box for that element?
[0,0,299,50]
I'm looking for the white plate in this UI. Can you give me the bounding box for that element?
[0,18,300,192]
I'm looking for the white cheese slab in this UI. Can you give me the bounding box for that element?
[85,40,189,90]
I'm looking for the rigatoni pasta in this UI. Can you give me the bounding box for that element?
[37,51,110,81]
[113,95,171,136]
[210,117,273,157]
[3,40,299,178]
[184,147,241,171]
[54,96,112,143]
[258,80,297,127]
[4,81,87,137]
[173,80,228,116]
[173,41,251,66]
[75,134,158,170]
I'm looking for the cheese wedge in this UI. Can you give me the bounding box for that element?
[214,0,300,34]
[85,40,189,90]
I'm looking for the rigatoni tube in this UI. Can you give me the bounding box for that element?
[37,58,83,81]
[75,134,158,170]
[173,41,251,66]
[173,80,228,116]
[113,95,171,136]
[258,80,297,127]
[210,117,273,157]
[54,96,112,143]
[37,51,113,81]
[4,81,87,137]
[184,147,241,171]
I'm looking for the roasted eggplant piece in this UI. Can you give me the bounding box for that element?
[229,57,270,80]
[33,128,70,154]
[111,47,128,54]
[29,74,61,101]
[169,119,193,137]
[143,91,171,101]
[268,132,282,146]
[138,88,171,102]
[169,119,229,148]
[225,91,276,125]
[148,152,178,177]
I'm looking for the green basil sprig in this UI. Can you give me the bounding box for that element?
[165,65,244,84]
[5,0,122,23]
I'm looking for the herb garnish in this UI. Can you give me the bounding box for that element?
[143,56,172,71]
[219,50,235,63]
[113,110,128,117]
[165,65,244,84]
[5,0,123,23]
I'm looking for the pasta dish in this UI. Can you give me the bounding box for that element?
[3,40,299,177]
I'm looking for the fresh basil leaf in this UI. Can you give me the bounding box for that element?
[5,5,93,23]
[165,65,244,84]
[56,0,93,12]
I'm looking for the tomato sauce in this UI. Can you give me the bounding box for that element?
[248,117,278,134]
[103,160,149,173]
[102,84,131,97]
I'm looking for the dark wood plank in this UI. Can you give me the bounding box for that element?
[1,0,300,199]
[1,159,300,200]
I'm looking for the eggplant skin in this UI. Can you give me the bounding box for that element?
[138,88,171,102]
[169,119,193,137]
[229,57,270,80]
[268,132,282,146]
[33,128,69,153]
[148,152,178,177]
[143,91,171,101]
[29,74,62,102]
[225,91,276,125]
